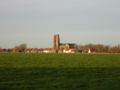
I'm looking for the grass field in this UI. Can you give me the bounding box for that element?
[0,53,120,90]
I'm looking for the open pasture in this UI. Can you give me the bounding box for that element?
[0,53,120,90]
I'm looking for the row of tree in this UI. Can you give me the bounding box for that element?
[0,43,120,53]
[77,44,120,53]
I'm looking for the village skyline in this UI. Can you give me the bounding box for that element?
[0,34,120,53]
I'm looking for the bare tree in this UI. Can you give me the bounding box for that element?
[15,44,27,52]
[77,44,110,53]
[109,45,120,53]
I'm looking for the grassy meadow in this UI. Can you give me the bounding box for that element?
[0,53,120,90]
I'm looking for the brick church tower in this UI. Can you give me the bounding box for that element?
[53,34,60,51]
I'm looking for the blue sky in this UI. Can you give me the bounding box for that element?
[0,0,120,48]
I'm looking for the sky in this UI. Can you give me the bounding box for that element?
[0,0,120,48]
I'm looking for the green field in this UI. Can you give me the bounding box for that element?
[0,53,120,90]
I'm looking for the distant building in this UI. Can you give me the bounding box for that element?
[60,43,77,49]
[53,34,60,52]
[63,48,78,53]
[88,49,91,53]
[43,48,54,53]
[53,34,77,53]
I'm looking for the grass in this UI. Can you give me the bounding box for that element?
[0,53,120,90]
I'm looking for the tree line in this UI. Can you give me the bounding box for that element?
[77,44,120,53]
[0,43,120,53]
[13,43,120,53]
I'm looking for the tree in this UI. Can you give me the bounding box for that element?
[15,44,27,52]
[0,48,2,52]
[77,44,110,53]
[109,45,120,53]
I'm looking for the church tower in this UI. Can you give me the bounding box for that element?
[53,34,60,50]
